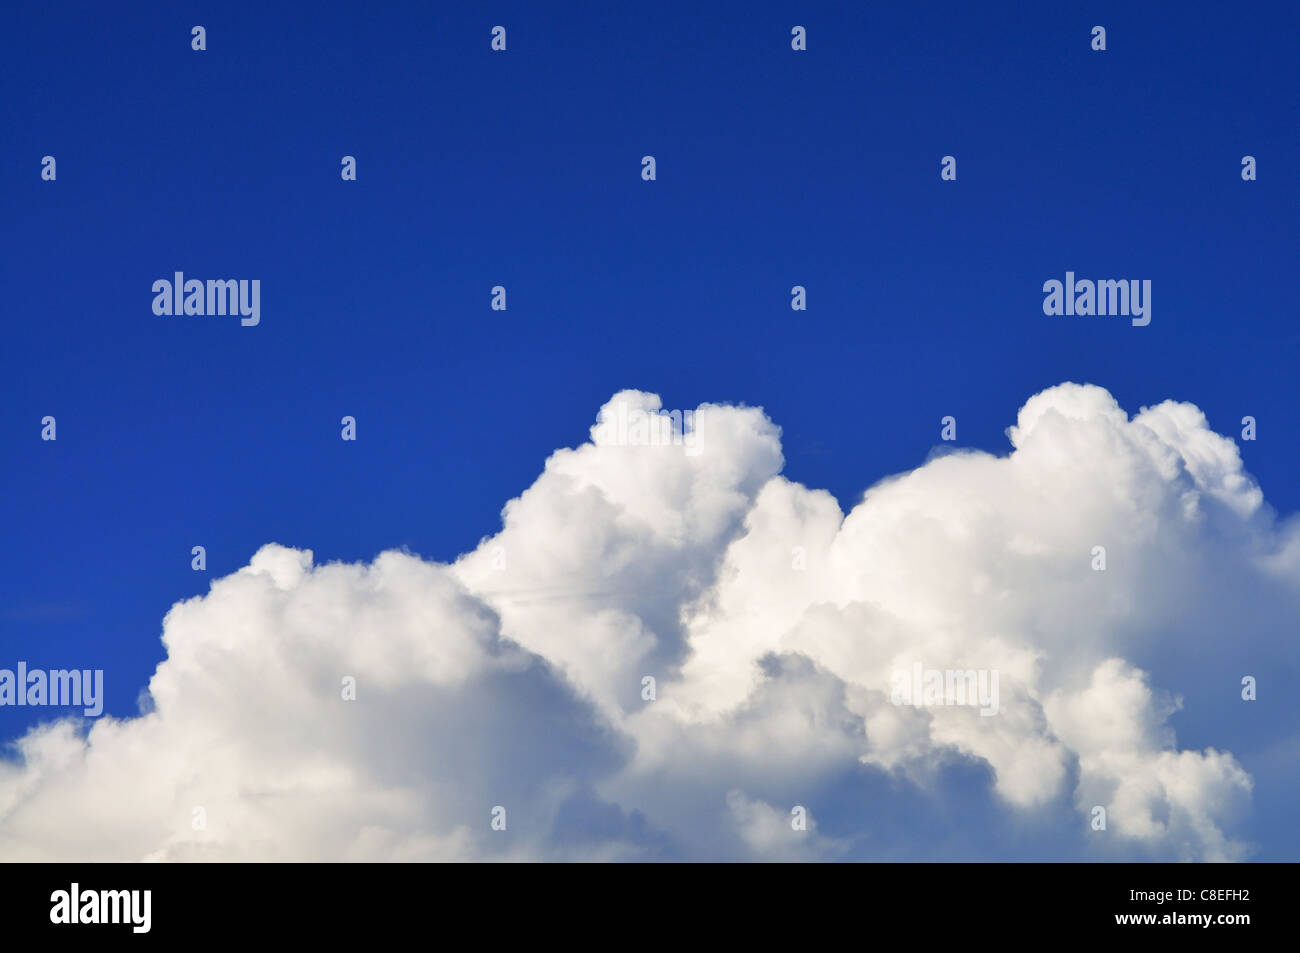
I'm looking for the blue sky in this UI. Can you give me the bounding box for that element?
[1,1,1297,861]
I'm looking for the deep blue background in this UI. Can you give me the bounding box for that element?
[1,1,1297,852]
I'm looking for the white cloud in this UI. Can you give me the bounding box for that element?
[2,383,1293,861]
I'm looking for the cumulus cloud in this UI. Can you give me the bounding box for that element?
[2,383,1294,861]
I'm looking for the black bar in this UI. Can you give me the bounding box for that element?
[0,862,1279,940]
